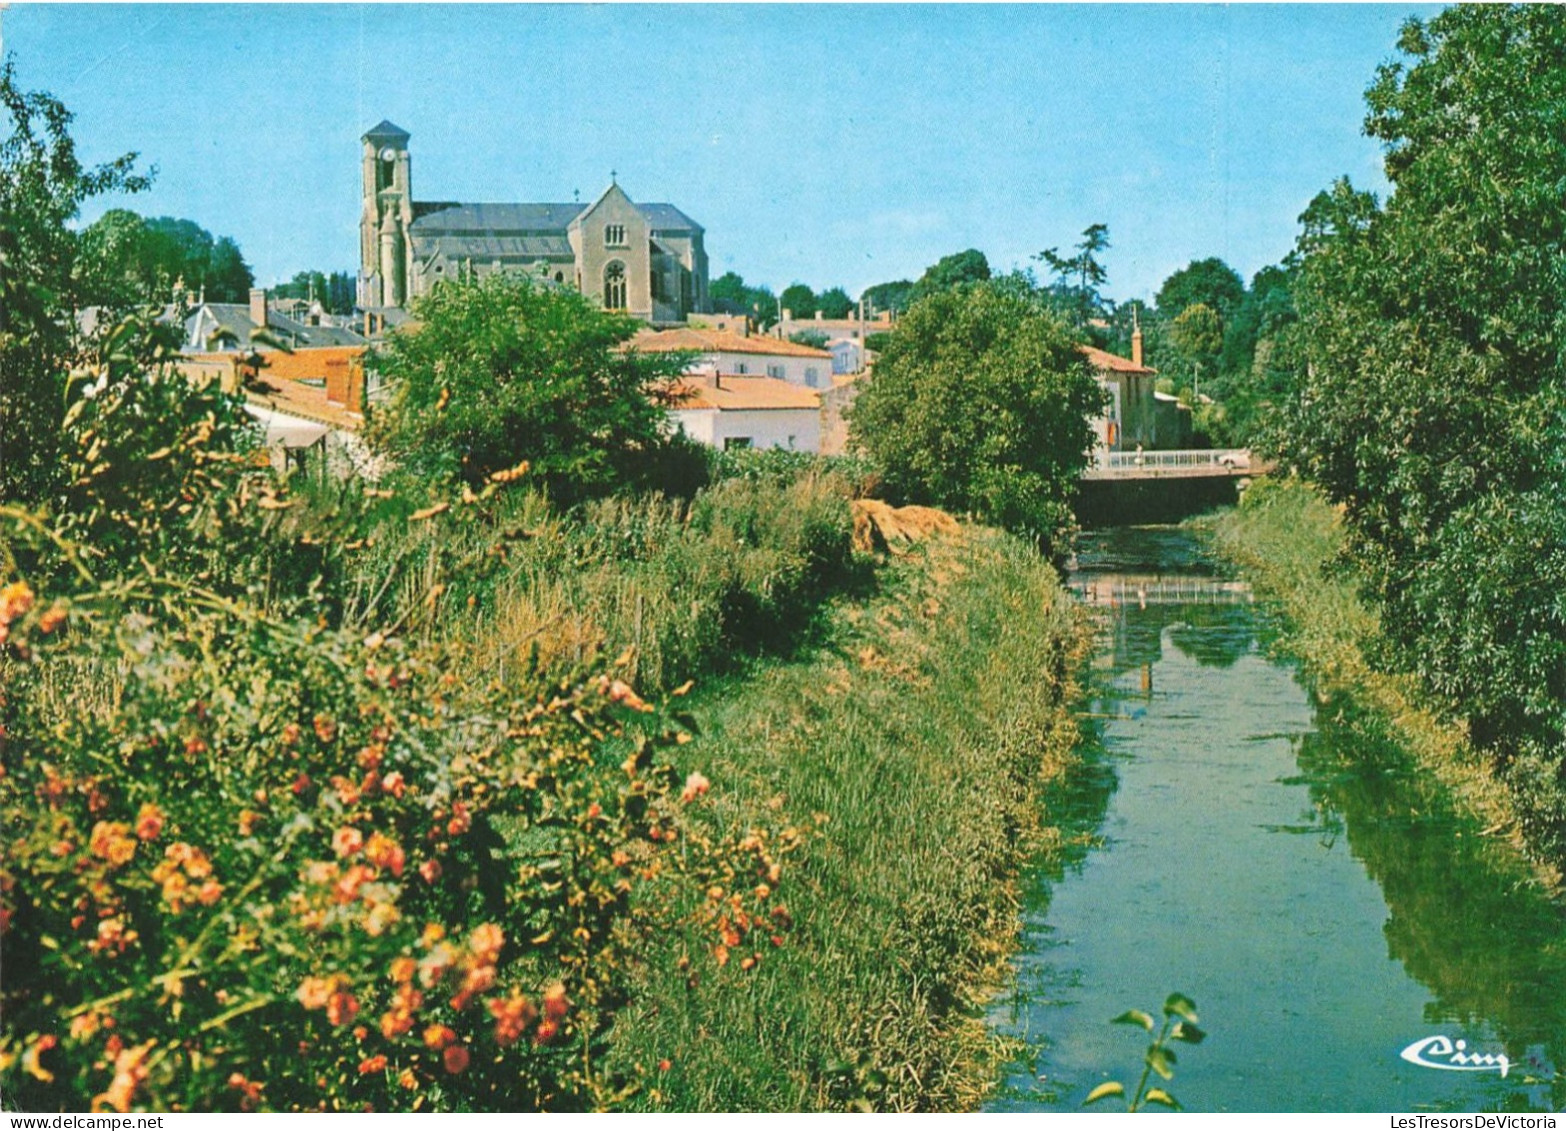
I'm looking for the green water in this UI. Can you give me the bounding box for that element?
[994,526,1566,1113]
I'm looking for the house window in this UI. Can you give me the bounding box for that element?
[767,364,785,379]
[805,367,820,387]
[723,436,752,451]
[605,223,627,246]
[603,261,627,310]
[734,362,748,375]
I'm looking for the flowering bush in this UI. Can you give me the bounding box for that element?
[0,331,790,1111]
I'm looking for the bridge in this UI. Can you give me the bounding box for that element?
[1082,449,1265,481]
[1068,573,1255,608]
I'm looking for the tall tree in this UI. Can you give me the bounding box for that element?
[1153,257,1245,320]
[860,278,914,317]
[816,286,854,320]
[1036,224,1111,328]
[1278,5,1566,858]
[366,273,691,500]
[0,61,151,504]
[779,282,817,320]
[910,248,991,301]
[847,280,1103,554]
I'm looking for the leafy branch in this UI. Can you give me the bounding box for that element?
[1084,992,1206,1112]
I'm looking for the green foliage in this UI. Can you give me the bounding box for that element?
[816,286,854,320]
[847,281,1103,553]
[708,271,778,328]
[1154,257,1244,320]
[789,329,830,350]
[365,273,691,500]
[910,248,991,302]
[779,283,817,320]
[1168,302,1224,395]
[860,279,914,318]
[607,525,1086,1110]
[273,269,356,315]
[1036,223,1111,329]
[1274,5,1566,863]
[1084,994,1206,1112]
[0,307,812,1112]
[0,61,151,506]
[77,212,256,306]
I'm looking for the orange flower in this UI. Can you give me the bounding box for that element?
[382,771,407,798]
[365,833,406,877]
[333,827,364,858]
[418,859,442,883]
[712,943,730,967]
[280,722,302,747]
[0,580,35,643]
[37,605,67,634]
[468,924,504,965]
[93,1043,150,1113]
[334,865,373,904]
[326,990,360,1027]
[358,1055,388,1075]
[542,983,569,1023]
[681,771,711,803]
[297,976,338,1011]
[89,821,136,867]
[442,1045,470,1075]
[422,1024,456,1050]
[237,809,260,836]
[313,714,338,744]
[88,916,138,956]
[397,1068,418,1090]
[227,1072,263,1111]
[133,804,164,841]
[446,803,471,836]
[380,1010,414,1040]
[389,957,417,984]
[533,1019,558,1045]
[195,879,223,906]
[488,993,538,1047]
[22,1034,58,1082]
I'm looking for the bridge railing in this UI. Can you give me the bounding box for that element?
[1095,448,1251,471]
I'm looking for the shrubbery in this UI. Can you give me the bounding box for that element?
[0,317,808,1110]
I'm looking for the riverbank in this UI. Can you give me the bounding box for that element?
[608,521,1090,1111]
[1204,478,1563,893]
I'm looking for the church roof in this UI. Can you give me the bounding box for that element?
[412,233,575,259]
[408,200,702,237]
[363,120,411,144]
[411,202,586,233]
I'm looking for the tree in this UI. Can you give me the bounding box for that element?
[0,61,151,505]
[366,273,692,500]
[847,280,1104,552]
[1168,303,1223,397]
[789,330,830,350]
[1035,223,1112,331]
[206,235,254,302]
[1277,5,1566,859]
[1154,257,1244,320]
[709,270,751,314]
[273,269,355,314]
[779,282,817,320]
[909,249,991,301]
[860,278,914,317]
[816,286,854,320]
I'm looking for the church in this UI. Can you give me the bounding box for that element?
[358,120,710,323]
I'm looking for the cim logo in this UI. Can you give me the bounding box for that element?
[1400,1035,1511,1078]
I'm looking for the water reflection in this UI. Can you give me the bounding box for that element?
[997,527,1566,1113]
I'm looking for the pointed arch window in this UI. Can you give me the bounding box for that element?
[603,261,627,310]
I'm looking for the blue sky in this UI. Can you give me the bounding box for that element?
[5,3,1441,303]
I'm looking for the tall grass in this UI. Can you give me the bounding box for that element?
[607,524,1088,1111]
[1207,477,1562,891]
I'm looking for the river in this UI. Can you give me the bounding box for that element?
[992,525,1566,1114]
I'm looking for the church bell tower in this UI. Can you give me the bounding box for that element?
[359,121,414,309]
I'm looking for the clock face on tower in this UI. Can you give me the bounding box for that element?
[380,147,398,162]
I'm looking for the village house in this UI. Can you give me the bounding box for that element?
[629,326,834,388]
[1081,323,1190,463]
[665,374,821,453]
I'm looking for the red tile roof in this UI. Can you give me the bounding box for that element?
[631,327,832,359]
[1080,344,1156,375]
[665,376,821,412]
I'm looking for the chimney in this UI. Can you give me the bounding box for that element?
[782,308,793,322]
[815,310,823,322]
[1131,308,1144,368]
[249,287,268,333]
